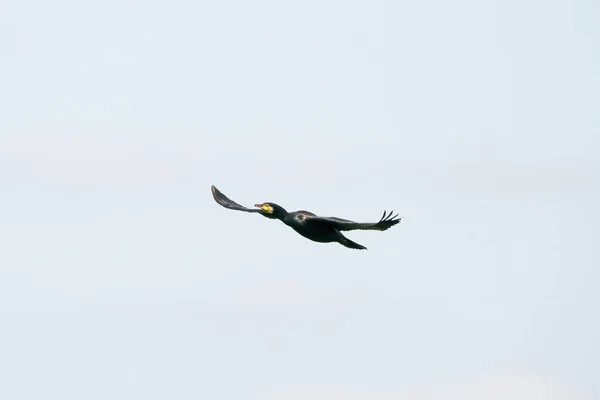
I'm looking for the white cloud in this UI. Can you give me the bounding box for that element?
[257,372,591,400]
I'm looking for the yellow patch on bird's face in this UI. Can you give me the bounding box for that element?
[260,204,274,214]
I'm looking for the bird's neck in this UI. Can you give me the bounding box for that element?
[279,212,294,225]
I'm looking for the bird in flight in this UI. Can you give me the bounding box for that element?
[211,185,401,250]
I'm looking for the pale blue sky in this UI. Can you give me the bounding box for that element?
[1,0,599,399]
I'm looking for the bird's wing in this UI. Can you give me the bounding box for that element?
[211,185,261,213]
[305,210,401,231]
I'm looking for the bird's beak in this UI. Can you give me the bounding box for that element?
[255,203,274,213]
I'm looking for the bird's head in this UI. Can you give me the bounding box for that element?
[254,202,288,220]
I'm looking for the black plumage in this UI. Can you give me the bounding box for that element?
[211,185,401,250]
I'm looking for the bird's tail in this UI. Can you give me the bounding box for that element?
[337,234,367,250]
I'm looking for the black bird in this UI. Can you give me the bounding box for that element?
[211,185,401,250]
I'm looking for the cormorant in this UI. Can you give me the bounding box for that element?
[211,185,401,250]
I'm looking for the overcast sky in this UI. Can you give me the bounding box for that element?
[1,0,599,399]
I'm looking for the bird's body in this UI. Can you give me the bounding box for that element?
[210,185,401,250]
[281,210,369,249]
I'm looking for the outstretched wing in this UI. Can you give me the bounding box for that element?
[211,185,261,213]
[305,210,401,231]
